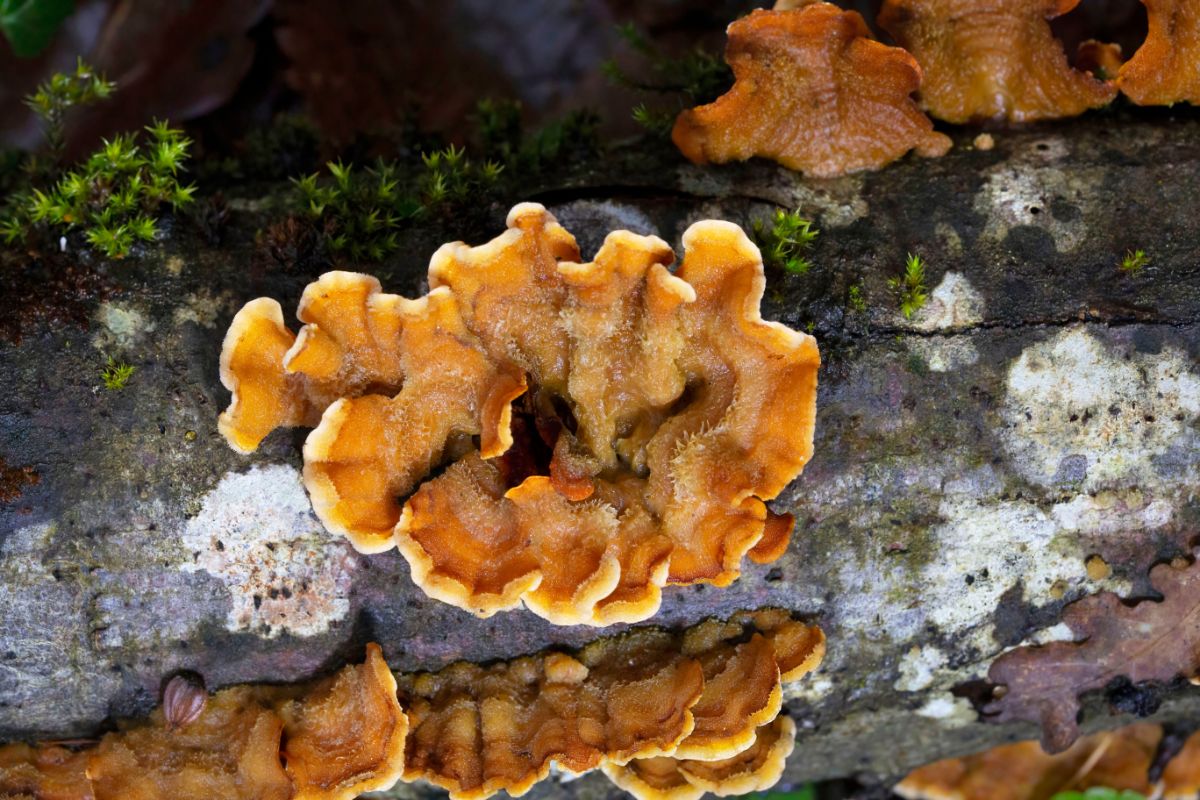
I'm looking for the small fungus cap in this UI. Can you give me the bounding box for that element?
[671,4,951,177]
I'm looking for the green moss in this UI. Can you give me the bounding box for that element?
[3,118,195,259]
[100,357,135,390]
[847,283,867,313]
[753,209,819,275]
[1118,247,1148,273]
[889,253,929,318]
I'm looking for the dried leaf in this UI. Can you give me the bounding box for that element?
[984,558,1200,753]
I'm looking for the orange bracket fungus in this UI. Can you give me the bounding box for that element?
[0,612,824,800]
[670,4,951,178]
[0,644,406,800]
[1117,0,1200,106]
[397,609,824,800]
[878,0,1118,123]
[896,723,1200,800]
[219,203,821,626]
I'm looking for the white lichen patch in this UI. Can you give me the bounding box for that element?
[93,301,156,350]
[895,645,948,692]
[1001,326,1200,492]
[173,288,236,328]
[1052,489,1174,534]
[178,465,357,638]
[907,337,980,372]
[786,674,834,703]
[915,694,975,725]
[973,138,1102,253]
[909,272,984,332]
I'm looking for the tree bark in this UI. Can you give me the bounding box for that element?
[1,113,1199,795]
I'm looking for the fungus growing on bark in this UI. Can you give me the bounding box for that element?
[896,723,1200,800]
[1116,0,1200,106]
[0,743,92,800]
[671,4,951,177]
[0,615,821,800]
[219,203,820,624]
[0,644,405,800]
[396,610,823,800]
[878,0,1117,122]
[602,716,797,800]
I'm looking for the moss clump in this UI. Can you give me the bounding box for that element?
[753,209,819,275]
[889,253,929,319]
[100,357,135,390]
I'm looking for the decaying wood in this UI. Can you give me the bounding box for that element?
[1,111,1199,796]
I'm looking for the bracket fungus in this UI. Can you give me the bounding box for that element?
[671,4,951,177]
[396,609,824,800]
[219,203,820,625]
[1116,0,1200,106]
[0,612,823,800]
[0,644,406,800]
[878,0,1118,122]
[896,723,1200,800]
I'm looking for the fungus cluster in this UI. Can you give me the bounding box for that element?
[0,644,405,800]
[0,612,824,800]
[878,0,1116,123]
[896,722,1200,800]
[671,3,951,177]
[218,203,820,626]
[670,0,1200,175]
[1116,0,1200,106]
[393,609,823,800]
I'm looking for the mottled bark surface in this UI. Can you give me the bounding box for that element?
[1,110,1199,794]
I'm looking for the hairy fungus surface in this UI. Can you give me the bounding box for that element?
[983,556,1200,753]
[896,723,1200,800]
[878,0,1118,122]
[671,4,950,177]
[219,203,820,624]
[0,744,92,800]
[397,610,823,800]
[1117,0,1200,105]
[0,645,405,800]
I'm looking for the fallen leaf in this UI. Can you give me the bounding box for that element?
[983,557,1200,753]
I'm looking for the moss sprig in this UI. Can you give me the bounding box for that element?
[1118,248,1148,273]
[100,357,135,390]
[753,209,819,275]
[25,57,115,166]
[889,253,929,319]
[602,22,732,135]
[5,120,195,259]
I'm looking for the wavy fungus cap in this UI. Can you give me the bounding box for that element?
[0,613,823,800]
[672,4,951,177]
[878,0,1117,122]
[1117,0,1200,106]
[218,204,821,626]
[0,645,406,800]
[396,610,824,800]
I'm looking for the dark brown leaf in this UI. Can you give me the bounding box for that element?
[984,557,1200,753]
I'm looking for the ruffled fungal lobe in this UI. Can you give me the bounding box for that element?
[275,643,407,800]
[672,4,951,177]
[219,204,820,626]
[84,687,293,800]
[0,645,406,800]
[396,610,823,800]
[603,716,797,800]
[1117,0,1200,106]
[878,0,1117,122]
[0,744,92,800]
